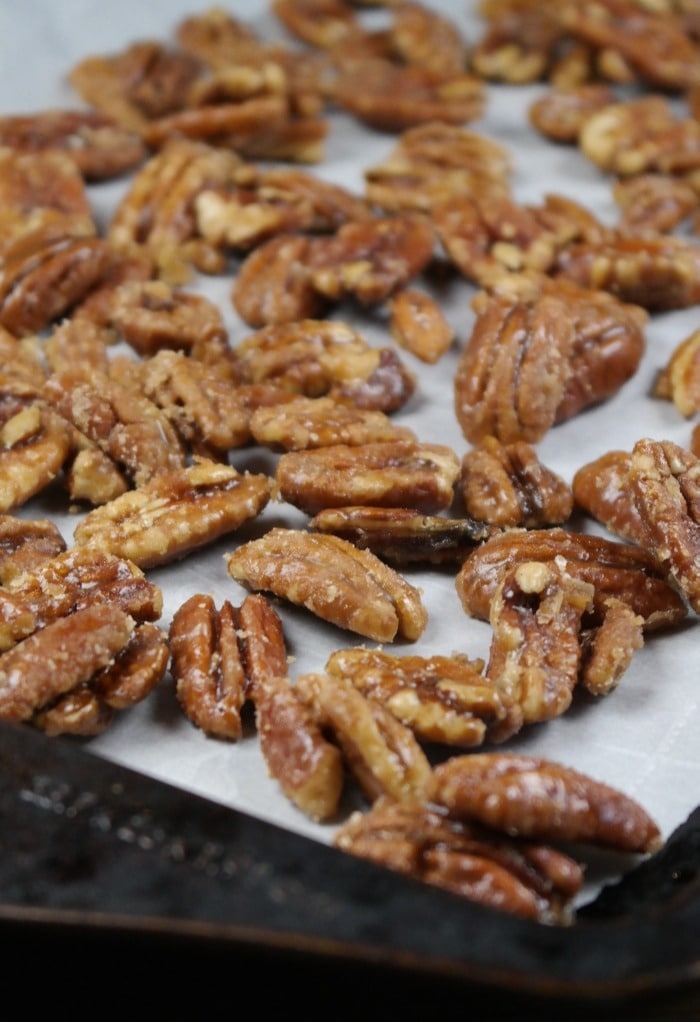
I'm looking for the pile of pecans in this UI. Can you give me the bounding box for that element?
[1,0,700,924]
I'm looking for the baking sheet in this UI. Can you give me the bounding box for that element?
[1,0,699,914]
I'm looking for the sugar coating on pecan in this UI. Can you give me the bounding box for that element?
[0,514,67,585]
[572,449,648,545]
[249,395,415,451]
[225,527,427,642]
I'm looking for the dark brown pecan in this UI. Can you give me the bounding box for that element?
[427,752,663,853]
[455,527,688,631]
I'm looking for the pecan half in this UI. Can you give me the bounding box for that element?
[427,752,663,854]
[225,527,427,642]
[528,84,616,143]
[274,439,460,515]
[231,233,327,327]
[0,514,67,585]
[325,647,504,748]
[73,459,272,570]
[572,449,648,544]
[249,395,415,451]
[455,527,688,630]
[629,438,700,613]
[295,671,432,803]
[0,392,72,512]
[388,287,455,364]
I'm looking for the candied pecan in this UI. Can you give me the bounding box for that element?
[390,2,468,76]
[0,603,135,723]
[0,220,114,336]
[0,149,95,236]
[469,3,565,84]
[0,591,37,653]
[455,526,688,630]
[555,233,700,311]
[388,287,454,364]
[43,317,112,377]
[334,796,583,924]
[305,213,436,307]
[0,327,46,390]
[331,58,485,131]
[579,597,644,697]
[579,94,700,176]
[43,368,186,488]
[108,138,246,282]
[364,122,512,214]
[428,752,663,853]
[233,318,415,413]
[0,515,66,585]
[68,40,204,131]
[65,446,130,507]
[251,672,345,821]
[325,647,506,748]
[5,546,163,628]
[653,328,700,418]
[484,559,594,740]
[176,8,265,66]
[295,671,432,802]
[460,436,573,529]
[629,437,700,613]
[0,390,72,512]
[559,0,700,91]
[231,233,327,327]
[572,449,648,544]
[140,93,292,151]
[225,527,427,642]
[249,395,414,451]
[108,280,229,358]
[274,439,460,515]
[32,686,112,737]
[73,459,272,570]
[613,173,699,236]
[0,109,147,181]
[169,593,249,740]
[528,84,616,143]
[273,0,360,49]
[308,505,495,564]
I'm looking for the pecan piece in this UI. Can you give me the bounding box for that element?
[572,449,648,544]
[73,459,272,570]
[388,287,455,364]
[231,233,327,327]
[613,173,699,236]
[249,395,415,451]
[460,435,573,528]
[0,591,37,653]
[169,593,249,740]
[274,440,460,515]
[653,328,700,418]
[295,671,432,803]
[0,392,72,512]
[308,505,494,565]
[334,797,584,924]
[0,603,135,722]
[427,752,663,854]
[579,598,644,698]
[225,527,427,642]
[108,280,229,358]
[0,514,66,585]
[629,438,700,613]
[455,527,688,630]
[528,84,616,143]
[325,647,504,748]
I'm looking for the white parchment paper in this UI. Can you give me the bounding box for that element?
[2,0,698,906]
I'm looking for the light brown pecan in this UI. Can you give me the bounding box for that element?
[528,84,616,143]
[653,328,700,418]
[233,319,415,413]
[364,122,512,214]
[0,149,95,241]
[324,647,505,748]
[333,796,584,924]
[249,395,414,451]
[572,449,648,544]
[388,287,455,364]
[274,439,460,515]
[64,446,130,507]
[295,671,432,803]
[0,327,46,390]
[0,514,66,585]
[225,527,427,642]
[579,597,644,697]
[469,3,565,84]
[0,390,72,512]
[73,458,272,570]
[272,0,360,50]
[108,280,229,358]
[390,1,468,76]
[331,58,486,131]
[251,672,345,821]
[485,559,594,740]
[5,546,163,628]
[555,233,700,311]
[169,593,249,740]
[629,437,700,613]
[43,317,112,377]
[43,368,186,489]
[427,752,663,853]
[0,109,147,181]
[460,435,573,528]
[0,603,135,722]
[308,505,495,565]
[0,591,37,653]
[455,527,688,631]
[613,173,699,236]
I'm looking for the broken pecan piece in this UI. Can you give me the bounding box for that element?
[274,440,460,515]
[73,459,272,570]
[653,328,700,418]
[225,527,427,642]
[572,449,648,545]
[0,391,72,512]
[427,752,663,854]
[388,287,455,364]
[0,514,67,585]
